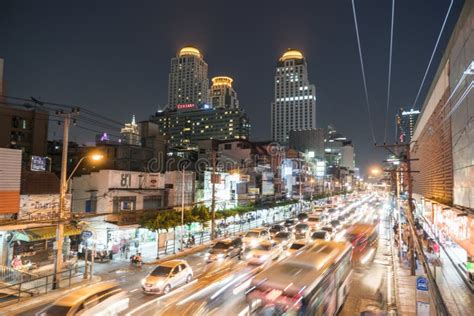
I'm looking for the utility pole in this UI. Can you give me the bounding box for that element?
[395,169,402,263]
[53,109,78,289]
[405,148,417,276]
[210,149,216,240]
[181,165,185,250]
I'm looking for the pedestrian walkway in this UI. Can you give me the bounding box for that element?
[391,212,474,315]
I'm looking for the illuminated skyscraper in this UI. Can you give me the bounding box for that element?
[396,108,420,143]
[168,46,209,109]
[271,49,317,144]
[121,115,141,146]
[209,76,240,109]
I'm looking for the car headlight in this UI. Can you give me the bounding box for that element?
[217,253,224,259]
[250,240,258,247]
[260,255,269,261]
[246,253,252,259]
[204,253,210,258]
[141,279,147,286]
[155,280,164,288]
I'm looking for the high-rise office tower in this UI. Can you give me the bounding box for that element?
[121,115,141,146]
[168,46,209,109]
[271,49,316,144]
[396,108,420,143]
[209,76,240,109]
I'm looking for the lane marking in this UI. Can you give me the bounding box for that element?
[129,289,139,293]
[125,279,197,316]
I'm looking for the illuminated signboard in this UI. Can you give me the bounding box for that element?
[176,103,196,110]
[31,156,47,172]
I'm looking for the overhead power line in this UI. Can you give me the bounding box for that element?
[351,0,377,145]
[411,0,454,110]
[384,0,395,144]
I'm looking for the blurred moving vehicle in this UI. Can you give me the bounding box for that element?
[307,215,322,230]
[205,237,243,262]
[297,212,308,222]
[269,224,286,237]
[272,231,295,249]
[294,223,310,240]
[242,228,271,249]
[330,220,342,231]
[141,260,193,294]
[37,281,128,316]
[246,241,282,265]
[286,240,308,255]
[346,223,378,262]
[283,219,298,230]
[320,226,336,239]
[246,241,353,315]
[311,230,331,241]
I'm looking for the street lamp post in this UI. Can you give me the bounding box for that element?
[53,150,103,289]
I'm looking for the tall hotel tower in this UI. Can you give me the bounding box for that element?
[168,46,209,109]
[271,49,316,144]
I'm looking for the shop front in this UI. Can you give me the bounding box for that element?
[417,198,474,265]
[10,225,81,269]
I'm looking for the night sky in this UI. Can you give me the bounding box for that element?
[1,0,463,175]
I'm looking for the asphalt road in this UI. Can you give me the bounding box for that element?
[21,194,386,316]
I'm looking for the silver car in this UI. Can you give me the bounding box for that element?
[141,259,193,294]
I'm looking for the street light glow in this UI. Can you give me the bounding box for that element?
[90,153,104,161]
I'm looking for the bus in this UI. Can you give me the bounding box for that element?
[246,240,353,315]
[345,223,378,262]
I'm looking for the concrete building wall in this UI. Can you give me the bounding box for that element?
[412,1,474,208]
[288,128,324,159]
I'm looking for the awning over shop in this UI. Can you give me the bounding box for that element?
[14,225,82,242]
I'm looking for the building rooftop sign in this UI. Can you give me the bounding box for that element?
[176,103,196,110]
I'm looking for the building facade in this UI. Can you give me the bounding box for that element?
[396,108,420,143]
[411,1,474,260]
[289,128,324,160]
[271,49,317,144]
[168,46,209,109]
[0,103,49,166]
[209,76,239,109]
[151,104,250,149]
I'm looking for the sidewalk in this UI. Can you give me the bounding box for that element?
[391,217,474,315]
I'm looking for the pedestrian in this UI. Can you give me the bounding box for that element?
[191,235,195,246]
[11,255,22,270]
[433,242,440,258]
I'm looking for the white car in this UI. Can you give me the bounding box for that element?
[242,228,271,249]
[141,259,193,294]
[246,241,282,265]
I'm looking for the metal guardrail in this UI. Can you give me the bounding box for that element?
[0,265,86,307]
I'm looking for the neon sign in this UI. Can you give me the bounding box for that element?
[176,103,196,110]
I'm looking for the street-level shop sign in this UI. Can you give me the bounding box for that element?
[416,276,429,316]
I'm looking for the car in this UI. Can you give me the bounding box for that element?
[330,220,342,231]
[242,228,271,248]
[311,230,331,241]
[297,213,309,222]
[205,237,244,262]
[246,241,283,265]
[307,215,322,230]
[141,259,193,294]
[320,226,335,239]
[37,281,129,316]
[272,231,295,249]
[269,224,286,237]
[286,240,308,254]
[284,218,297,230]
[294,223,310,240]
[312,207,324,215]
